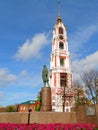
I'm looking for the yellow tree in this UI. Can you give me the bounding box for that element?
[5,105,17,112]
[73,81,92,106]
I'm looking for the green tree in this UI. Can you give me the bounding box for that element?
[5,105,17,112]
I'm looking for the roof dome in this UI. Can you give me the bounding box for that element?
[57,16,62,23]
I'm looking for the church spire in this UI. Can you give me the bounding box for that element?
[57,0,62,23]
[58,0,60,17]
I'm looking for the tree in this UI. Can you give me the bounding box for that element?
[73,81,86,106]
[0,106,2,108]
[5,105,18,112]
[81,69,98,104]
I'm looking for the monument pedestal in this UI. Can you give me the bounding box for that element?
[40,87,52,111]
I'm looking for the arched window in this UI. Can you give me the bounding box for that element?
[59,27,63,34]
[60,75,66,87]
[52,96,55,100]
[60,58,64,66]
[59,42,64,49]
[52,102,55,106]
[66,109,69,112]
[59,35,63,40]
[66,102,69,106]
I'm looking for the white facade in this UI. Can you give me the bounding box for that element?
[50,16,75,112]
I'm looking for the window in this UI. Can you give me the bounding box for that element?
[23,106,26,110]
[59,42,64,49]
[59,27,63,34]
[66,109,69,112]
[60,75,66,87]
[52,102,55,106]
[52,96,55,100]
[60,73,66,88]
[20,106,22,110]
[60,58,64,66]
[66,102,69,106]
[52,109,55,112]
[59,35,63,40]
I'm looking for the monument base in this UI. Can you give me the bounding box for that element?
[40,87,52,111]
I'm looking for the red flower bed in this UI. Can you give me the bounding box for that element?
[0,123,98,130]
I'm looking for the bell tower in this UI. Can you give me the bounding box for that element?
[49,1,75,112]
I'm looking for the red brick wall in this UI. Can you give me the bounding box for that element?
[18,104,35,112]
[71,105,98,124]
[0,104,98,124]
[0,112,77,124]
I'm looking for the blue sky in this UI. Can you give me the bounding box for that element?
[0,0,98,107]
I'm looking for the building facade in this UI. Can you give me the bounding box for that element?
[18,100,36,112]
[50,16,75,112]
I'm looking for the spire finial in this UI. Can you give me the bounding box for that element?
[58,0,60,16]
[57,0,62,23]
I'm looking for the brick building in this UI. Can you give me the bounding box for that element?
[18,100,36,112]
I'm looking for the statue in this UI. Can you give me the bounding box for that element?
[42,65,49,87]
[41,65,52,112]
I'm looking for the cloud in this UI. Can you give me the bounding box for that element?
[0,68,42,90]
[15,33,49,61]
[19,70,28,77]
[69,24,98,81]
[0,69,17,87]
[69,24,98,59]
[0,68,41,106]
[72,51,98,80]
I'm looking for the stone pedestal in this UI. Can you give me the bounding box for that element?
[40,87,52,111]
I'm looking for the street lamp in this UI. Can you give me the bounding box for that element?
[28,109,32,125]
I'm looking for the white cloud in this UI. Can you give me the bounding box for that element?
[69,24,98,81]
[0,69,17,82]
[0,68,42,89]
[72,51,98,80]
[20,70,28,77]
[69,24,98,59]
[15,33,49,61]
[0,69,17,87]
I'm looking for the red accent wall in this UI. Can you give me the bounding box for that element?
[54,73,56,87]
[55,56,56,67]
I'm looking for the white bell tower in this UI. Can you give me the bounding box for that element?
[49,2,75,111]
